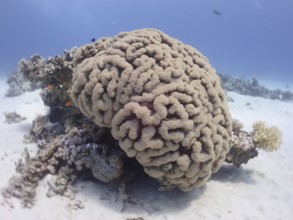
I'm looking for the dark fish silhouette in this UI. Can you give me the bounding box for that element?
[213,10,222,16]
[91,38,95,42]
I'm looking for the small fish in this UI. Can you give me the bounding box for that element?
[65,101,72,107]
[213,10,222,16]
[46,84,54,91]
[91,38,95,43]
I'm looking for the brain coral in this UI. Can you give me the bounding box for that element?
[70,29,232,191]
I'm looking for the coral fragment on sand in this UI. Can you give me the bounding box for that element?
[3,111,27,124]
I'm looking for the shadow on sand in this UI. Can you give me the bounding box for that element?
[212,164,258,184]
[74,172,205,216]
[73,164,259,216]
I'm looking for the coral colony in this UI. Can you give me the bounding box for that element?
[2,29,281,207]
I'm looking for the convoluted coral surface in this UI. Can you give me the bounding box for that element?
[71,29,232,191]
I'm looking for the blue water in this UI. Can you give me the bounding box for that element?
[0,0,292,83]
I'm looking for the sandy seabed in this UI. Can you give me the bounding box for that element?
[0,78,292,220]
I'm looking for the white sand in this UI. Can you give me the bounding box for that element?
[0,79,293,220]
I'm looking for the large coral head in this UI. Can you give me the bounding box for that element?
[70,28,232,191]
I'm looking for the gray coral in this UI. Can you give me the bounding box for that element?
[4,111,27,124]
[70,29,232,191]
[5,71,40,97]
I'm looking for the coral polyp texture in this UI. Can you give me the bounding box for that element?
[252,121,282,152]
[70,29,232,191]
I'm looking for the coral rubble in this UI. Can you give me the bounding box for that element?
[2,116,125,207]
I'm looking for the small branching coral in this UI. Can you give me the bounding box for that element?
[252,121,282,152]
[226,119,281,167]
